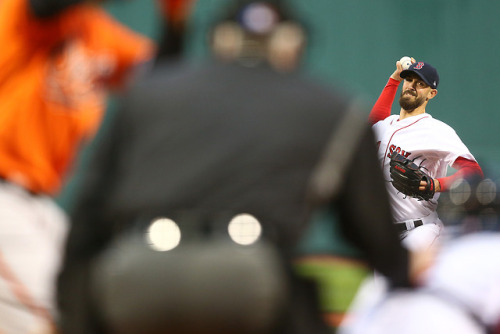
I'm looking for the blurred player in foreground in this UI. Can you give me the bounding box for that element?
[339,176,500,334]
[57,1,428,333]
[0,0,153,332]
[368,57,483,251]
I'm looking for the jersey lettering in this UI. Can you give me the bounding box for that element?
[45,39,113,111]
[387,144,411,158]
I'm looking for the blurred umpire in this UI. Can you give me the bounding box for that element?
[57,0,419,333]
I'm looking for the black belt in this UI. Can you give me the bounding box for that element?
[395,219,423,233]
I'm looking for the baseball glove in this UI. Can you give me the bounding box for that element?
[389,152,435,201]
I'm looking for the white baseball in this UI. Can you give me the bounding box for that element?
[399,56,413,70]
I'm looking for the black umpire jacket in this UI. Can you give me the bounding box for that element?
[57,60,409,333]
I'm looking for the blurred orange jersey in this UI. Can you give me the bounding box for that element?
[0,0,154,195]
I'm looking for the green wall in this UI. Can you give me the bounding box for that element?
[58,0,500,209]
[109,0,500,169]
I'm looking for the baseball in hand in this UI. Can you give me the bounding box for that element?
[399,56,413,70]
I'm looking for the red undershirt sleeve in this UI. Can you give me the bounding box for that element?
[437,157,484,192]
[369,78,401,125]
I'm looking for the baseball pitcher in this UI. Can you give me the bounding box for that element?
[368,57,483,251]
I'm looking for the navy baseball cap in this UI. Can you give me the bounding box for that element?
[400,62,440,89]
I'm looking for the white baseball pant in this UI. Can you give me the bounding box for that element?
[0,182,68,333]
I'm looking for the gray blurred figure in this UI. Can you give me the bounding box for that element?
[57,0,421,333]
[339,176,500,334]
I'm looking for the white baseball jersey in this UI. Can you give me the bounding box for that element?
[340,289,485,334]
[372,113,476,223]
[426,233,500,328]
[338,233,500,334]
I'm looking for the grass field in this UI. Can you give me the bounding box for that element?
[294,255,370,328]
